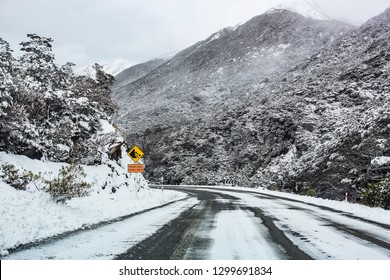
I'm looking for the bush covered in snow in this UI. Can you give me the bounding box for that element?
[0,163,30,190]
[0,161,93,202]
[362,176,390,209]
[44,164,91,202]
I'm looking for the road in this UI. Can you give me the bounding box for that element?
[3,186,390,260]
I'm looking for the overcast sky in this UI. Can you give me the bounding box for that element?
[1,0,390,67]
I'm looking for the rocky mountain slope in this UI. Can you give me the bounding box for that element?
[112,8,390,207]
[112,58,165,99]
[112,9,352,133]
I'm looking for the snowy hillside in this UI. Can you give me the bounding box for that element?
[112,9,351,134]
[112,58,166,94]
[111,6,390,209]
[111,9,352,185]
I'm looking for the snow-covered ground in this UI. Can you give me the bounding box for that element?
[0,152,187,254]
[1,197,198,260]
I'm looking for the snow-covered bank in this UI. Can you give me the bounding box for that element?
[0,152,187,253]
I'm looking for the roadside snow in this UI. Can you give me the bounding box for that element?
[2,197,199,260]
[0,152,187,252]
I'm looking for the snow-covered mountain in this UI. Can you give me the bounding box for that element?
[112,9,351,133]
[112,58,166,94]
[76,58,133,77]
[267,0,330,21]
[112,6,390,207]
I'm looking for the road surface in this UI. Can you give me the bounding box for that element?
[3,186,390,260]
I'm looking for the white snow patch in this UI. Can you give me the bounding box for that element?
[341,178,352,184]
[79,121,89,130]
[208,209,283,259]
[371,156,390,167]
[278,43,290,49]
[208,32,221,43]
[267,0,330,20]
[99,119,116,134]
[75,97,89,106]
[56,144,70,152]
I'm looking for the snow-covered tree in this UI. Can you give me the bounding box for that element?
[0,37,15,117]
[1,34,119,165]
[72,63,117,115]
[18,34,59,93]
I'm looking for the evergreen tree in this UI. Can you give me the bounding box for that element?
[92,63,117,115]
[18,34,58,93]
[0,37,15,117]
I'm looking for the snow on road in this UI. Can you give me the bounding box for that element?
[192,187,390,260]
[208,208,282,259]
[2,181,389,260]
[1,197,199,260]
[184,198,284,260]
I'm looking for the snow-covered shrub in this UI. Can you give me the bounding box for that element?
[382,182,390,210]
[0,163,29,190]
[363,176,390,210]
[305,188,316,197]
[361,182,383,208]
[44,164,91,202]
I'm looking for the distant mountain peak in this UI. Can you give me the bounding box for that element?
[75,58,134,78]
[102,59,134,76]
[266,0,331,21]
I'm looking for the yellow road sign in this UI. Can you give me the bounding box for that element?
[128,145,144,162]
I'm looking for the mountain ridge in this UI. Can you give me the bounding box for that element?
[112,7,390,207]
[112,9,353,134]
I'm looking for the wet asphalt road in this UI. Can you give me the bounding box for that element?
[115,187,312,260]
